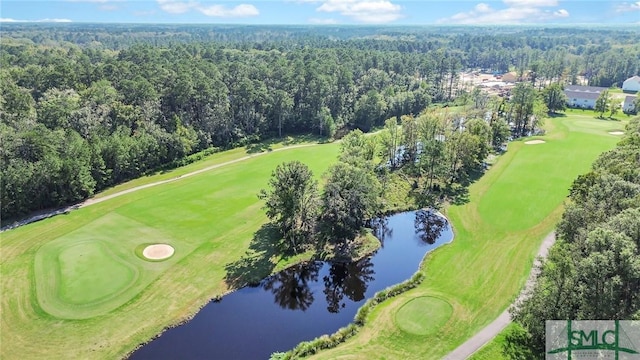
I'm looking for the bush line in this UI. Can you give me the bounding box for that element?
[270,272,426,360]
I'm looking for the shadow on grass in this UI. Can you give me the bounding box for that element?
[446,183,471,205]
[245,134,330,154]
[245,141,275,154]
[595,116,622,122]
[224,223,287,288]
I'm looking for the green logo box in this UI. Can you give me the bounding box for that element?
[547,320,640,360]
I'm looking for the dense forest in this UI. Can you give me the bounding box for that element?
[2,24,640,219]
[509,117,640,358]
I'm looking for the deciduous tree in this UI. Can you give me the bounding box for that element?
[258,161,319,253]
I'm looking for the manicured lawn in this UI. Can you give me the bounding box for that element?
[467,323,515,360]
[310,115,621,359]
[394,297,452,336]
[0,142,339,359]
[94,136,324,199]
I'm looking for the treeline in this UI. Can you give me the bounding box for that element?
[2,40,438,219]
[509,117,640,358]
[2,26,639,219]
[3,24,638,87]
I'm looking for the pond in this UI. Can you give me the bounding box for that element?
[130,210,453,360]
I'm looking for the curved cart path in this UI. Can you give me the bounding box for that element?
[443,231,556,360]
[1,144,317,232]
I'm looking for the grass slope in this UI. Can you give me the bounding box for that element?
[0,142,339,359]
[309,115,621,359]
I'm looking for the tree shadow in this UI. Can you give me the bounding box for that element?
[445,183,470,205]
[244,134,330,154]
[596,116,622,122]
[224,223,284,288]
[245,139,276,154]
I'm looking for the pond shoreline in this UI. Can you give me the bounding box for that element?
[123,228,383,359]
[280,210,455,359]
[128,210,454,360]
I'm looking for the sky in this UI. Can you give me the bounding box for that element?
[1,0,639,25]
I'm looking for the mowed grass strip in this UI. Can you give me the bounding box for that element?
[0,143,339,360]
[310,115,621,359]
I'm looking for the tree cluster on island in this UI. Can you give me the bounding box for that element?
[258,105,511,257]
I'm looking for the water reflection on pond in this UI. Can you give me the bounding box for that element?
[130,210,452,360]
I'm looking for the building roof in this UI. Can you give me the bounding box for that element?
[624,75,640,82]
[564,85,607,93]
[624,95,636,103]
[565,90,601,100]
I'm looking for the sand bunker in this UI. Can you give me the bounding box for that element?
[525,140,545,145]
[609,131,624,135]
[142,244,174,260]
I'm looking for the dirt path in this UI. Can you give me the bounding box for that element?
[1,144,317,232]
[443,231,556,360]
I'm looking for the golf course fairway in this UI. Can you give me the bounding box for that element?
[0,113,623,360]
[308,114,623,359]
[0,143,340,359]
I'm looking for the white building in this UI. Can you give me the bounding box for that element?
[564,85,607,110]
[622,76,640,92]
[623,95,637,113]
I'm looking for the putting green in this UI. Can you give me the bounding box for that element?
[395,297,452,336]
[34,212,188,320]
[57,241,137,305]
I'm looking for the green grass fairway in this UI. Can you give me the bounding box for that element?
[310,115,622,359]
[395,297,452,336]
[0,142,339,359]
[467,323,517,360]
[34,213,187,319]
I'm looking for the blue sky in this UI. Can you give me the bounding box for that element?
[1,0,639,25]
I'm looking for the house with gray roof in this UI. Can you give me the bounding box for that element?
[564,85,607,93]
[564,85,607,110]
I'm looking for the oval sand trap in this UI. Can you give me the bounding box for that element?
[142,244,174,260]
[525,140,545,145]
[609,131,624,135]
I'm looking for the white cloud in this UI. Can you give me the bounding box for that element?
[156,0,259,17]
[0,18,73,23]
[314,0,403,23]
[196,4,259,17]
[615,1,640,12]
[475,3,492,13]
[553,8,569,17]
[157,0,197,14]
[438,0,570,24]
[308,17,338,24]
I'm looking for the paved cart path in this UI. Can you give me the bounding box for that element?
[443,231,556,360]
[1,144,316,232]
